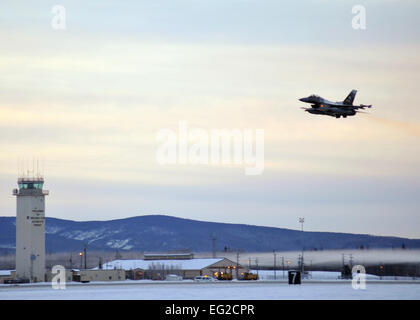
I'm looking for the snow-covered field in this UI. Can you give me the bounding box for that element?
[253,270,416,281]
[1,281,419,300]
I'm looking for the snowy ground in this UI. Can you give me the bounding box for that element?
[253,270,416,281]
[1,281,419,300]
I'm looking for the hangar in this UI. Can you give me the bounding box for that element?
[100,257,248,280]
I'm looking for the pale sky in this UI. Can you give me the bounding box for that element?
[0,1,420,238]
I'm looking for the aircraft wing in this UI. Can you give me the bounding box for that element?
[340,104,372,110]
[353,104,372,110]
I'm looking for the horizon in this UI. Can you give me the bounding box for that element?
[1,213,419,240]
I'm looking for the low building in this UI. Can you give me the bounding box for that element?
[144,253,194,260]
[44,269,125,283]
[78,269,125,282]
[0,270,15,284]
[45,269,74,283]
[101,258,248,280]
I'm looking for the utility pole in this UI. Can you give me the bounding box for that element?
[298,254,302,272]
[236,250,240,279]
[69,253,73,270]
[79,252,83,269]
[299,217,305,275]
[255,258,259,277]
[282,256,285,279]
[273,250,277,280]
[286,260,291,271]
[83,243,87,270]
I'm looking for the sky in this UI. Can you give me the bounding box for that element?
[0,0,420,238]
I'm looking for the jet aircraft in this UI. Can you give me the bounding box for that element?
[300,90,371,118]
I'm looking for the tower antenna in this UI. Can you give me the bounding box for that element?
[42,157,45,177]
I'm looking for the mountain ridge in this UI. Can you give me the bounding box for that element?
[0,215,419,253]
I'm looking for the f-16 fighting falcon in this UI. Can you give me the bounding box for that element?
[300,90,372,118]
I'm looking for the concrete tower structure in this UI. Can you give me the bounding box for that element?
[13,176,49,282]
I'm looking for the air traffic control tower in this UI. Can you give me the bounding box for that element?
[13,175,49,282]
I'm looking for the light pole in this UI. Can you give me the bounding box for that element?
[79,252,83,269]
[69,253,73,270]
[273,250,277,280]
[255,258,259,277]
[83,243,87,269]
[286,260,291,271]
[236,250,240,280]
[282,256,285,279]
[299,217,305,274]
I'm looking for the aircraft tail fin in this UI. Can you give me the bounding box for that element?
[343,90,357,105]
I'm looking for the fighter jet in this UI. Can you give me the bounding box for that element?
[299,90,371,118]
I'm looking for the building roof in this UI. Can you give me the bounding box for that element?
[99,258,225,271]
[144,253,193,256]
[0,270,13,276]
[143,252,194,260]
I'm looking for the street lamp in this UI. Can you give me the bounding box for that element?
[83,243,88,270]
[236,251,240,280]
[255,258,259,277]
[79,252,83,269]
[299,217,305,274]
[273,250,277,280]
[282,256,285,279]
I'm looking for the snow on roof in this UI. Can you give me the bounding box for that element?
[0,270,13,276]
[99,258,225,271]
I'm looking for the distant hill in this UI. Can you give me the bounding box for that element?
[0,215,419,253]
